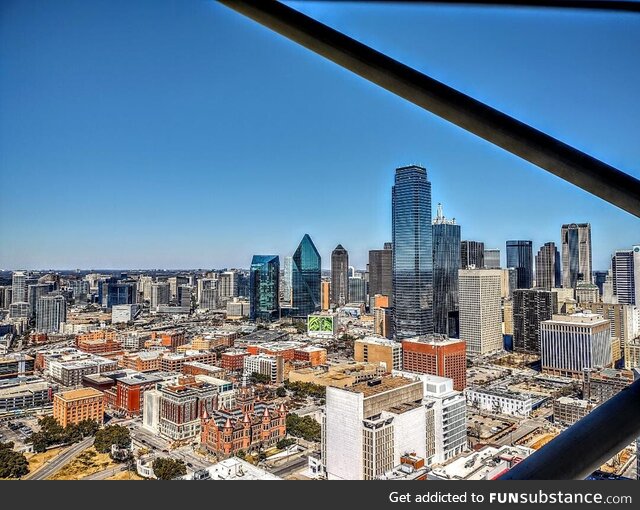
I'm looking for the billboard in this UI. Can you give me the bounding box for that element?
[307,314,336,338]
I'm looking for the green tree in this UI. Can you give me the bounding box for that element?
[77,419,99,437]
[152,457,187,480]
[94,425,131,453]
[38,415,64,444]
[249,372,271,385]
[275,386,287,398]
[61,424,83,445]
[286,414,321,442]
[29,432,48,454]
[276,438,296,450]
[0,442,30,479]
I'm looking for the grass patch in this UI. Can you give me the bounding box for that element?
[48,447,116,480]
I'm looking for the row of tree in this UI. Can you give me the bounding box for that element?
[284,380,326,399]
[0,442,29,479]
[30,416,99,453]
[285,414,321,442]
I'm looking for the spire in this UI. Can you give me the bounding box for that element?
[436,202,443,220]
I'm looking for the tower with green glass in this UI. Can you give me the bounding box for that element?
[249,255,280,321]
[292,234,321,317]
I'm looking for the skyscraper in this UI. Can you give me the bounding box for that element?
[11,271,27,304]
[331,244,349,307]
[28,283,55,318]
[348,276,366,304]
[291,234,321,317]
[101,280,137,308]
[461,241,485,269]
[151,282,170,309]
[283,256,293,305]
[513,289,557,354]
[485,249,501,269]
[506,240,533,289]
[592,271,608,297]
[249,255,280,321]
[458,269,502,356]
[36,294,67,333]
[561,223,593,287]
[432,203,460,337]
[535,242,561,290]
[612,247,639,305]
[368,242,393,311]
[392,165,433,339]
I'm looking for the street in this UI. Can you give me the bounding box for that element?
[25,436,94,480]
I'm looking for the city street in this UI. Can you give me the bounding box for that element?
[25,436,94,480]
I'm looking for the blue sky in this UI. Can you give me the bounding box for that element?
[1,1,638,271]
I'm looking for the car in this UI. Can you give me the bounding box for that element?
[187,463,193,467]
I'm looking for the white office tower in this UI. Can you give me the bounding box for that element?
[540,312,612,378]
[459,269,503,355]
[143,389,161,433]
[485,249,501,269]
[218,271,238,301]
[11,271,27,304]
[198,278,218,309]
[322,373,466,480]
[150,282,170,310]
[36,294,67,333]
[138,276,154,302]
[611,247,640,305]
[283,256,293,304]
[112,304,141,324]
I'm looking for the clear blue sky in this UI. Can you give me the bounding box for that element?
[1,1,638,271]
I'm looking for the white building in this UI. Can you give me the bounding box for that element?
[243,353,283,384]
[466,388,533,417]
[540,312,612,378]
[355,336,403,371]
[226,299,250,319]
[459,269,503,355]
[112,303,141,324]
[11,271,27,304]
[142,388,161,433]
[322,372,467,480]
[181,458,281,480]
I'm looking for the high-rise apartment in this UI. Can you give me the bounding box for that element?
[369,242,393,310]
[11,271,27,304]
[513,289,557,354]
[35,294,67,333]
[151,282,170,310]
[392,165,433,339]
[283,256,293,305]
[612,248,639,305]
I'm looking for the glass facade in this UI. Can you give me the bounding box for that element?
[331,244,349,307]
[535,242,561,290]
[433,207,461,337]
[291,234,321,317]
[249,255,280,321]
[392,165,433,339]
[101,280,136,308]
[506,240,533,289]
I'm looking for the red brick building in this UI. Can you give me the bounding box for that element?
[109,372,163,415]
[200,387,286,456]
[402,335,467,391]
[221,350,248,373]
[293,346,327,367]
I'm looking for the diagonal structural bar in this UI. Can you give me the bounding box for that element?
[219,0,640,217]
[499,377,640,480]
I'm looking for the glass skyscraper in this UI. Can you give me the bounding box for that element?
[392,165,433,339]
[432,203,460,337]
[249,255,280,321]
[291,234,321,317]
[561,223,593,288]
[506,240,533,289]
[331,244,349,307]
[535,242,561,290]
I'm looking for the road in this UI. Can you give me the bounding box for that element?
[82,465,127,480]
[25,436,94,480]
[269,455,308,477]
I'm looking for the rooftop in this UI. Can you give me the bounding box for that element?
[56,387,104,401]
[545,312,608,325]
[402,335,464,346]
[348,376,416,397]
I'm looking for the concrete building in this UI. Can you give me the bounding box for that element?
[466,388,533,417]
[243,354,284,384]
[459,269,502,356]
[182,458,281,480]
[151,282,170,310]
[0,377,57,413]
[374,306,393,339]
[583,368,634,403]
[553,396,595,426]
[575,282,599,304]
[354,336,402,372]
[485,249,501,270]
[428,445,534,480]
[53,387,104,427]
[0,354,35,380]
[112,303,141,324]
[288,362,386,388]
[226,299,250,319]
[513,289,557,354]
[540,312,612,378]
[401,335,466,391]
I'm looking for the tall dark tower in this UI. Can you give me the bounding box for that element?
[535,242,561,290]
[291,234,321,317]
[506,240,533,289]
[432,203,461,337]
[331,244,349,307]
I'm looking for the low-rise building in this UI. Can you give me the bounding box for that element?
[53,387,104,427]
[288,362,385,388]
[553,396,596,426]
[0,354,35,380]
[354,336,402,372]
[0,377,57,413]
[182,458,281,480]
[428,445,534,480]
[293,346,327,367]
[465,387,533,417]
[243,354,284,384]
[221,349,248,373]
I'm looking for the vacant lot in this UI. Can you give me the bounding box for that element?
[49,448,116,480]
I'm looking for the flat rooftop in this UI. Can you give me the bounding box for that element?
[402,335,463,346]
[348,376,416,397]
[56,387,103,401]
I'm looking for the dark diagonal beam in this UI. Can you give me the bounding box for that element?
[219,0,640,217]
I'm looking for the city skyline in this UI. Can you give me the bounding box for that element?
[1,1,639,270]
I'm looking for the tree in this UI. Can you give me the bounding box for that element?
[286,414,321,442]
[29,432,48,454]
[276,438,296,450]
[0,442,29,479]
[38,416,64,444]
[94,425,131,453]
[249,372,271,385]
[276,386,287,398]
[152,457,187,480]
[61,424,82,445]
[77,419,99,438]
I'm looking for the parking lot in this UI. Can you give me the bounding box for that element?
[0,416,40,448]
